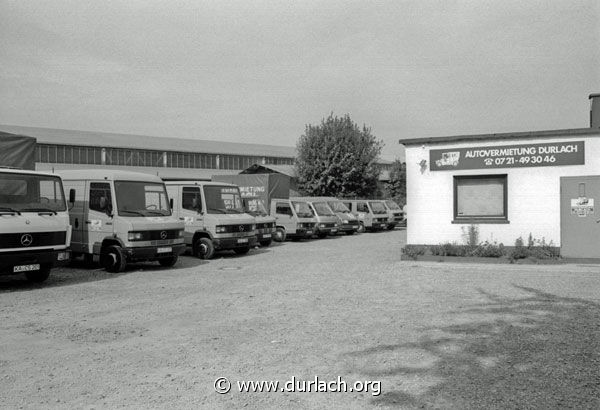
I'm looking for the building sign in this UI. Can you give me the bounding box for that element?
[571,197,594,217]
[430,141,585,171]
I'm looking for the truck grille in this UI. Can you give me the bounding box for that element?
[375,218,388,223]
[255,222,274,229]
[0,231,66,249]
[322,222,336,228]
[222,224,254,233]
[130,230,181,241]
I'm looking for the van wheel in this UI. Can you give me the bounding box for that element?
[259,239,272,247]
[25,265,51,283]
[194,237,215,259]
[274,227,286,242]
[357,222,365,233]
[102,245,127,273]
[159,255,178,267]
[234,247,250,255]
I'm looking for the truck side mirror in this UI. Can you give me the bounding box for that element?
[69,189,76,204]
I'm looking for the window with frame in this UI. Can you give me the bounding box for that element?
[453,174,508,223]
[275,202,293,216]
[356,202,369,213]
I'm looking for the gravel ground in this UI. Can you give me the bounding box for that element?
[1,229,599,409]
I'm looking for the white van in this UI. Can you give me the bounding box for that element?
[166,181,257,259]
[59,170,185,272]
[0,168,71,282]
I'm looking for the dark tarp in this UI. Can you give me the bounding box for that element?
[0,132,36,170]
[212,173,290,208]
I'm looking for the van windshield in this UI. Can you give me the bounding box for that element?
[313,202,334,216]
[369,201,388,214]
[328,201,350,213]
[204,185,244,214]
[244,197,268,216]
[291,201,314,218]
[385,200,401,210]
[114,181,171,216]
[0,173,66,213]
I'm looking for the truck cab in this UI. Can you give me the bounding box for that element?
[383,199,404,230]
[313,197,359,235]
[270,199,316,241]
[166,181,257,259]
[0,169,71,282]
[289,197,339,238]
[341,200,389,232]
[243,196,276,247]
[59,170,185,272]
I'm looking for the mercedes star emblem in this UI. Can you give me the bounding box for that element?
[21,234,33,247]
[160,231,167,240]
[239,225,244,232]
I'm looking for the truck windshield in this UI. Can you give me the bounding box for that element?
[244,197,268,216]
[369,201,388,214]
[313,202,334,216]
[328,201,350,213]
[114,181,171,216]
[204,185,244,214]
[291,201,314,218]
[0,173,66,212]
[385,200,401,210]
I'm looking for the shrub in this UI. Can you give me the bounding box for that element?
[402,245,426,260]
[510,234,560,260]
[472,241,505,257]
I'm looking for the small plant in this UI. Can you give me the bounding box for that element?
[461,224,480,248]
[472,241,505,257]
[402,245,426,260]
[510,236,529,260]
[510,234,560,260]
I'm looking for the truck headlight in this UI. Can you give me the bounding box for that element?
[178,230,184,237]
[215,225,227,233]
[128,231,143,241]
[319,223,326,228]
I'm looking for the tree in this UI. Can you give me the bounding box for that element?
[295,114,383,197]
[384,159,406,205]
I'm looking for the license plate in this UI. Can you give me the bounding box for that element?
[157,247,172,253]
[237,238,248,243]
[331,229,337,233]
[306,231,313,235]
[262,234,271,238]
[13,264,40,273]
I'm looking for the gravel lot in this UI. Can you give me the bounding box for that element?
[1,229,599,409]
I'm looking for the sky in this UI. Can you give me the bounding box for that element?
[1,0,599,162]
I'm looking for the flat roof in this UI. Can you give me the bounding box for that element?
[398,128,600,146]
[0,124,296,158]
[57,169,164,183]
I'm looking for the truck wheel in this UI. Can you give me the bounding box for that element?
[357,222,365,233]
[25,265,51,283]
[259,239,272,247]
[274,227,286,242]
[102,245,127,273]
[159,255,178,267]
[194,237,215,259]
[234,247,250,255]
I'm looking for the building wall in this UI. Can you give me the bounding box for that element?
[405,133,600,247]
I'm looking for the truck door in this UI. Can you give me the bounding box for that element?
[560,175,600,258]
[68,180,87,254]
[87,181,114,253]
[180,186,203,241]
[274,201,294,232]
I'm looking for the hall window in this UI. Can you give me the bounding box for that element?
[453,174,508,223]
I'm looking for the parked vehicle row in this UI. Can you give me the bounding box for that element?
[0,167,404,283]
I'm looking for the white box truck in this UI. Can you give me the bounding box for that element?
[59,170,185,272]
[0,168,71,282]
[166,181,257,259]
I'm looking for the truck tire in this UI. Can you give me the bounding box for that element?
[274,227,286,242]
[102,245,127,273]
[259,239,272,247]
[194,237,215,260]
[357,222,365,233]
[25,264,51,283]
[233,247,250,255]
[159,255,179,267]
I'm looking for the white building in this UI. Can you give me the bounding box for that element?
[399,94,600,259]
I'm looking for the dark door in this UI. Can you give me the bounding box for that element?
[560,175,600,258]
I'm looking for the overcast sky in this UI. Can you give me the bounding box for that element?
[1,0,599,161]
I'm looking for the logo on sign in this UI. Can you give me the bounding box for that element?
[21,234,33,247]
[160,231,167,240]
